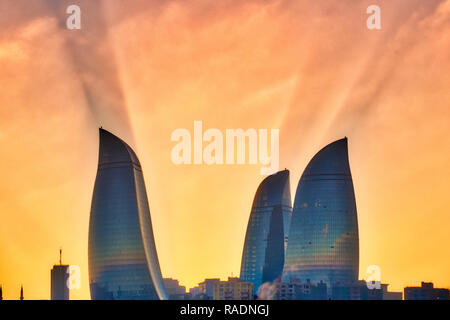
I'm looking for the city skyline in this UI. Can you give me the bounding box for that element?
[0,0,449,299]
[0,132,448,299]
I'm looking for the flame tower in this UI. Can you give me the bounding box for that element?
[88,128,168,300]
[283,138,359,292]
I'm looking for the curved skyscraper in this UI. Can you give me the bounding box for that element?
[240,170,292,295]
[283,138,359,292]
[89,128,168,300]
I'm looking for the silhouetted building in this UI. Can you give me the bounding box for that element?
[189,292,210,300]
[189,286,200,298]
[0,285,3,300]
[89,128,168,300]
[189,285,211,300]
[367,285,383,300]
[20,286,23,300]
[51,265,69,300]
[331,281,401,300]
[191,278,221,299]
[51,249,69,300]
[164,278,189,300]
[273,279,328,300]
[240,170,292,295]
[283,138,359,295]
[213,277,253,300]
[404,282,449,300]
[331,281,371,300]
[381,284,402,300]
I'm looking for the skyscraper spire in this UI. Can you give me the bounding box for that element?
[59,248,62,265]
[0,284,3,300]
[20,285,24,300]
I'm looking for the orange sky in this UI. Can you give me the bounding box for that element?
[0,0,449,299]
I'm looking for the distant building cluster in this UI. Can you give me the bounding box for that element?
[404,282,450,300]
[330,281,402,300]
[271,279,328,300]
[88,129,166,300]
[153,277,450,301]
[212,277,253,300]
[163,278,187,300]
[240,139,360,299]
[190,278,220,300]
[166,277,253,301]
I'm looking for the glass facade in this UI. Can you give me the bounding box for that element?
[88,128,168,300]
[282,138,359,293]
[240,170,292,294]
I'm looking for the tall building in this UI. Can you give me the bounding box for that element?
[381,284,402,300]
[51,250,69,300]
[404,282,449,300]
[213,277,253,300]
[0,285,3,300]
[283,138,359,294]
[88,128,168,300]
[189,278,221,300]
[240,170,292,295]
[199,279,220,298]
[20,286,23,300]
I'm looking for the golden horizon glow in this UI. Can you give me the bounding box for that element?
[0,0,449,299]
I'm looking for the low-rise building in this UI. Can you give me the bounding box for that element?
[404,282,449,300]
[273,279,327,300]
[381,284,402,300]
[213,277,253,300]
